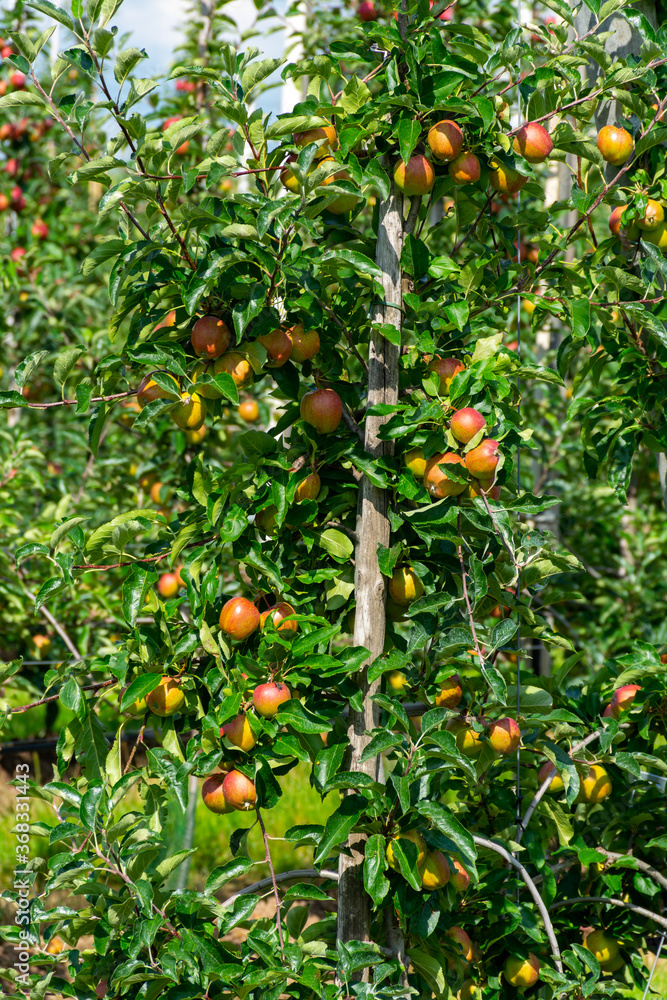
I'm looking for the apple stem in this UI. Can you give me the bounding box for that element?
[256,806,285,954]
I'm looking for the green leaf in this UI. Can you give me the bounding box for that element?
[416,800,477,877]
[359,730,403,763]
[401,233,430,280]
[81,238,129,276]
[50,516,88,553]
[319,248,381,278]
[255,756,283,809]
[206,856,255,893]
[0,90,46,109]
[313,794,367,865]
[26,0,76,30]
[120,675,161,713]
[396,118,422,164]
[317,528,354,562]
[275,699,332,734]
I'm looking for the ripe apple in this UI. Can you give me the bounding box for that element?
[146,676,185,716]
[10,246,26,262]
[171,391,206,430]
[428,356,465,392]
[295,470,321,501]
[386,829,427,869]
[597,125,633,166]
[637,199,664,231]
[584,929,619,966]
[488,717,521,755]
[222,769,257,810]
[424,452,467,498]
[446,926,473,963]
[10,71,26,89]
[260,602,298,632]
[300,387,343,434]
[221,713,257,752]
[258,327,292,367]
[608,205,639,241]
[512,122,553,162]
[602,703,613,718]
[420,850,450,890]
[293,124,337,155]
[446,718,483,757]
[253,681,291,717]
[191,315,232,359]
[5,157,18,177]
[448,152,480,185]
[219,596,260,640]
[0,193,9,211]
[394,154,435,197]
[238,399,260,422]
[389,566,424,606]
[458,980,482,1000]
[503,953,540,988]
[577,764,612,803]
[358,0,378,19]
[10,186,24,211]
[489,160,526,195]
[212,351,253,389]
[469,477,501,500]
[435,673,463,708]
[288,324,320,362]
[449,858,471,892]
[31,219,49,240]
[137,372,180,407]
[176,79,196,92]
[158,572,180,598]
[404,447,427,478]
[45,935,65,955]
[465,438,500,478]
[450,407,486,444]
[427,120,464,162]
[610,683,641,718]
[201,773,235,813]
[537,761,564,793]
[319,161,360,214]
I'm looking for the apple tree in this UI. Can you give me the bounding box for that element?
[2,0,667,998]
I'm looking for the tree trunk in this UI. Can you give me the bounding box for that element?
[336,175,403,961]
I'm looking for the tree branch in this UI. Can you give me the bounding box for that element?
[550,896,667,932]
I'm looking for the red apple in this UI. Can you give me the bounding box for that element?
[253,682,291,718]
[221,713,256,752]
[10,246,26,261]
[288,324,320,363]
[295,470,321,501]
[487,717,521,754]
[610,684,641,718]
[394,154,435,197]
[512,122,553,163]
[450,859,470,892]
[424,452,467,498]
[176,79,196,93]
[191,316,232,359]
[450,407,486,444]
[596,125,633,166]
[219,596,260,640]
[221,769,257,810]
[260,602,298,632]
[10,186,25,211]
[258,328,292,367]
[602,704,613,718]
[201,773,235,813]
[300,387,343,434]
[469,477,501,500]
[427,120,464,162]
[9,71,26,89]
[428,356,465,393]
[5,157,18,177]
[358,0,379,20]
[489,160,526,196]
[448,152,480,185]
[31,219,49,239]
[158,572,180,598]
[0,193,9,211]
[465,438,500,478]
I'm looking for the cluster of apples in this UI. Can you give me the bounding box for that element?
[202,680,291,813]
[384,831,541,995]
[0,114,53,144]
[392,118,554,198]
[138,312,344,436]
[609,196,667,251]
[402,356,501,500]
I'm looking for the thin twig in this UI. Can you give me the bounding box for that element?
[457,511,487,669]
[11,679,116,714]
[256,807,285,953]
[220,868,339,908]
[8,390,135,411]
[123,723,146,775]
[550,897,667,932]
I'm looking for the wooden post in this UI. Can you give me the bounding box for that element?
[336,176,403,958]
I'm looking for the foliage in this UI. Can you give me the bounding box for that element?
[0,0,667,998]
